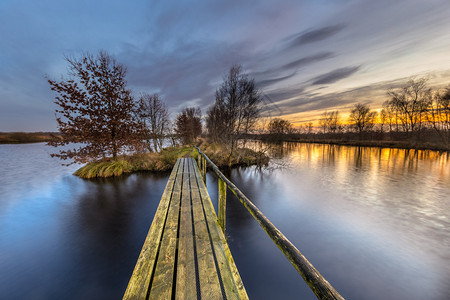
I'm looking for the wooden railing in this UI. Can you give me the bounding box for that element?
[194,146,344,300]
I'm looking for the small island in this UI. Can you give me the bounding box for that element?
[74,143,269,179]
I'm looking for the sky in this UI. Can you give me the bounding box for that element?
[1,0,450,131]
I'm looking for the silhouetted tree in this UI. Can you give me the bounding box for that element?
[175,107,202,144]
[268,118,293,135]
[305,122,314,135]
[428,86,450,144]
[206,64,262,149]
[319,111,340,134]
[47,51,145,163]
[137,93,170,152]
[386,77,432,137]
[348,103,378,134]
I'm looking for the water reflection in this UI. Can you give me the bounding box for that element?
[0,143,170,300]
[215,141,450,299]
[1,143,449,300]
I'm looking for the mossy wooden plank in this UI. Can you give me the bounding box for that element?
[188,158,223,299]
[123,159,181,300]
[192,160,249,300]
[147,158,184,299]
[175,158,197,299]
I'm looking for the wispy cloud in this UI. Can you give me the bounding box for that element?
[311,66,361,85]
[285,24,345,48]
[281,52,334,70]
[257,73,297,88]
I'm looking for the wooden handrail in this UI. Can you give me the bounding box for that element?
[194,146,344,300]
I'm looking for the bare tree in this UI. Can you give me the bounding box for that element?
[306,122,314,135]
[438,87,450,133]
[47,51,145,164]
[428,86,450,144]
[319,111,340,134]
[138,93,170,152]
[206,65,262,151]
[175,107,202,144]
[348,103,378,134]
[268,118,293,136]
[386,77,432,137]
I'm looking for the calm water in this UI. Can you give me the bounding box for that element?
[0,143,449,299]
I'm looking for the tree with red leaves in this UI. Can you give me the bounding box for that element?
[48,51,145,164]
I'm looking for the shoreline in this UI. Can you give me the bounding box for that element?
[0,132,61,144]
[253,137,450,153]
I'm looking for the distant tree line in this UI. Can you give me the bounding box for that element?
[259,78,450,149]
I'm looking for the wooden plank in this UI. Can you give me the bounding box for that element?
[123,159,181,300]
[192,159,249,300]
[188,158,223,299]
[175,158,197,299]
[147,158,184,299]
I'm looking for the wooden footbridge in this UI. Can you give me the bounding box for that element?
[123,148,344,300]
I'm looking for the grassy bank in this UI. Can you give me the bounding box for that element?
[0,132,62,144]
[75,144,269,179]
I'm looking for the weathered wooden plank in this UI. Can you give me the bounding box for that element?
[175,158,197,299]
[123,159,181,299]
[192,160,249,300]
[188,158,223,299]
[147,158,184,299]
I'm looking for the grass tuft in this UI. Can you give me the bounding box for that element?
[74,160,133,178]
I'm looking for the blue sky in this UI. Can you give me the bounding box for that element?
[1,0,450,131]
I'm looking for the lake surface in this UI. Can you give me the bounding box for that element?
[0,142,449,299]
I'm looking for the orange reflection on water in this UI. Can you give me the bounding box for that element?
[280,142,449,183]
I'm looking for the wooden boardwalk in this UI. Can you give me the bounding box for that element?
[123,157,248,300]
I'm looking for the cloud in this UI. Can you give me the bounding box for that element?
[266,87,306,102]
[253,52,334,89]
[257,73,297,88]
[311,66,361,85]
[267,77,413,118]
[281,52,334,70]
[286,24,345,48]
[122,39,254,112]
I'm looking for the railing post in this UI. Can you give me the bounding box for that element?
[202,157,207,184]
[218,178,226,233]
[197,151,201,169]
